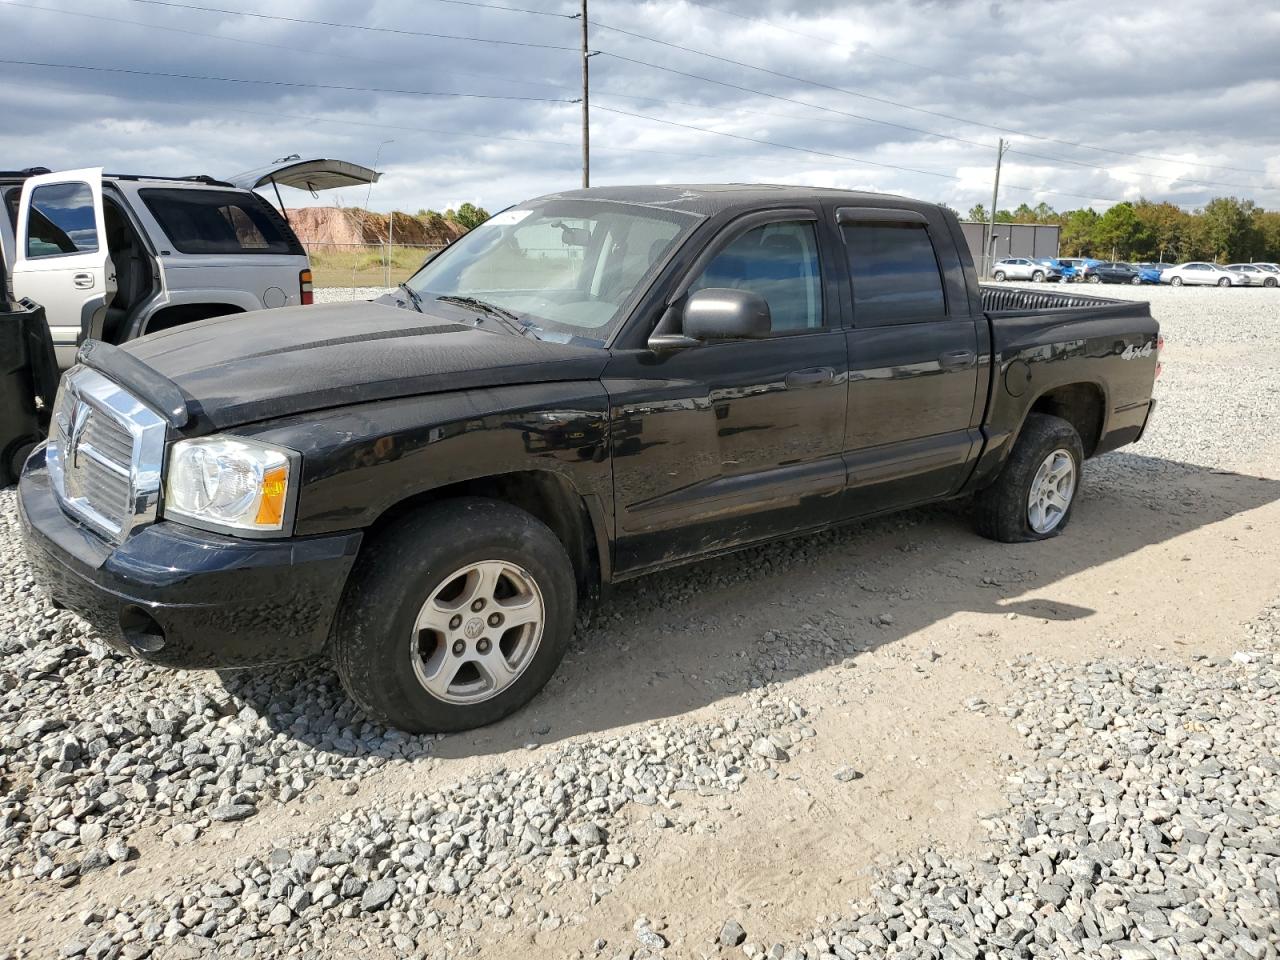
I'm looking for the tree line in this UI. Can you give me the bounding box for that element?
[963,197,1279,264]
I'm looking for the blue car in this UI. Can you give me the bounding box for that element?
[1033,257,1075,282]
[1134,263,1165,285]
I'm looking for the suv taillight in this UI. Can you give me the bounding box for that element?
[300,269,314,305]
[1156,334,1165,379]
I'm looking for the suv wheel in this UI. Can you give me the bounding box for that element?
[332,498,576,732]
[974,414,1084,543]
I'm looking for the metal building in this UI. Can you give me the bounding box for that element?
[960,221,1060,274]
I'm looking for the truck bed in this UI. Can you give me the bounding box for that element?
[980,284,1131,313]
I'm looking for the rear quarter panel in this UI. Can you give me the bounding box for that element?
[968,294,1158,489]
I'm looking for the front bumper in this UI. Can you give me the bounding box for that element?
[18,447,363,669]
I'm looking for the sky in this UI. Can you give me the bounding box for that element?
[2,0,1278,219]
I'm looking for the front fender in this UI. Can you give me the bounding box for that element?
[236,381,614,541]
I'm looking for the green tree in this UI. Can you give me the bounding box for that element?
[1032,202,1056,223]
[1011,202,1039,224]
[1059,208,1100,256]
[966,203,988,222]
[1132,200,1191,262]
[1094,202,1151,260]
[1195,197,1254,261]
[444,203,491,230]
[1250,209,1280,262]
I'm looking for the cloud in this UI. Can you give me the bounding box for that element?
[1,0,1277,215]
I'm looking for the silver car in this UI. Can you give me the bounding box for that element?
[992,257,1053,282]
[1226,263,1279,287]
[1161,262,1242,287]
[1,158,377,366]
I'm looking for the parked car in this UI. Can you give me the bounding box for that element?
[1086,261,1141,284]
[0,159,378,366]
[992,257,1053,281]
[1031,258,1071,281]
[19,184,1161,732]
[1133,263,1166,285]
[1161,262,1242,286]
[1226,263,1278,287]
[1056,257,1100,281]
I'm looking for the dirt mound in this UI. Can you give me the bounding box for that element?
[285,207,466,246]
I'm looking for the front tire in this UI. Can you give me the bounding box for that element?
[1032,270,1045,282]
[1266,277,1277,288]
[1218,277,1231,287]
[1087,274,1101,283]
[332,498,577,733]
[1171,276,1183,286]
[1131,276,1142,284]
[974,414,1084,543]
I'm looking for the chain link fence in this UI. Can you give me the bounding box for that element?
[300,241,447,289]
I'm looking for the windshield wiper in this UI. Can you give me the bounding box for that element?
[435,295,539,339]
[397,283,424,313]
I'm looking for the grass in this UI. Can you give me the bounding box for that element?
[306,244,444,289]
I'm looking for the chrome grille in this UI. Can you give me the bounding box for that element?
[47,366,167,542]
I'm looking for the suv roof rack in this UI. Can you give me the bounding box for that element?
[0,167,53,179]
[105,173,236,188]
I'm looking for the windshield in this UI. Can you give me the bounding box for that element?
[404,199,698,344]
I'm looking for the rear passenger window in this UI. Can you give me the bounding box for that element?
[25,182,100,258]
[139,188,302,255]
[688,220,823,332]
[842,222,946,325]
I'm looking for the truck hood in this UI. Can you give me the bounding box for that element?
[123,301,610,429]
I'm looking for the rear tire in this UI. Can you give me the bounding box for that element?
[1130,276,1142,284]
[332,498,577,733]
[1088,274,1101,283]
[974,414,1084,543]
[993,270,1006,281]
[1266,277,1277,288]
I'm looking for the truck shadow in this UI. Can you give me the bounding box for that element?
[221,451,1280,760]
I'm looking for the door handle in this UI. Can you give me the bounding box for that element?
[785,366,835,388]
[72,272,94,289]
[938,349,976,369]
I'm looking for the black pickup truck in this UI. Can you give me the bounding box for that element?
[18,184,1160,732]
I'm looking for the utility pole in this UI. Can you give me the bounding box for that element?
[985,138,1008,278]
[580,0,590,188]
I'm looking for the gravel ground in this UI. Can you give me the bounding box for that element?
[1,285,1278,959]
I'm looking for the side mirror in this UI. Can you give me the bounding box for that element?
[682,288,771,341]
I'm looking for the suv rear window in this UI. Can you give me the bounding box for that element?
[139,188,303,256]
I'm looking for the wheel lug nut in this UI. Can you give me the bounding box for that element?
[452,640,465,655]
[477,639,491,654]
[449,614,463,629]
[471,598,485,612]
[488,613,503,627]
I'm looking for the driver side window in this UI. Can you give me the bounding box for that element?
[688,220,823,332]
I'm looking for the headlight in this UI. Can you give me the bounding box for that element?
[164,436,296,534]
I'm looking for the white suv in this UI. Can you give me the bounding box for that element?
[1,159,376,366]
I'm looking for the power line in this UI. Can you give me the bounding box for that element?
[593,104,970,181]
[673,0,981,88]
[591,19,1270,176]
[0,0,575,96]
[0,58,578,102]
[120,0,579,48]
[594,104,1151,208]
